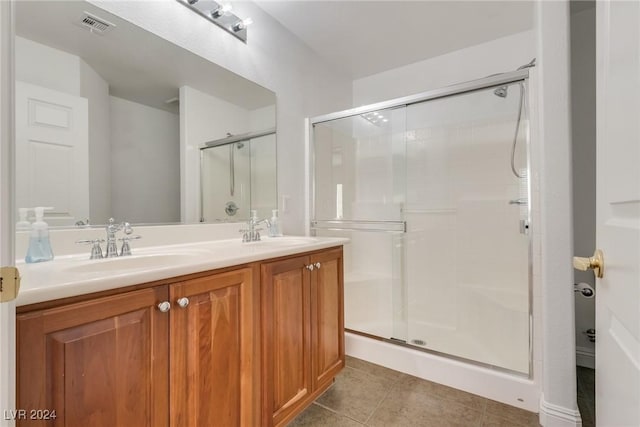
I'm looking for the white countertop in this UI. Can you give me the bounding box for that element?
[16,236,348,307]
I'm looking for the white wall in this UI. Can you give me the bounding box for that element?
[110,96,180,224]
[535,1,580,425]
[570,6,596,369]
[79,60,111,225]
[14,36,80,96]
[92,0,353,234]
[250,105,277,220]
[353,31,535,106]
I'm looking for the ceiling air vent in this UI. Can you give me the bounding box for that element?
[75,12,116,35]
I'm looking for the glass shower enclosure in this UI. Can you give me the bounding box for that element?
[310,71,531,375]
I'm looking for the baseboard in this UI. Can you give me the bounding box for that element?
[539,393,582,427]
[576,346,595,369]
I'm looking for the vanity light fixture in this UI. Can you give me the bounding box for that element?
[177,0,252,43]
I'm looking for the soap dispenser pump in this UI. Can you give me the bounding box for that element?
[25,206,54,263]
[16,208,32,231]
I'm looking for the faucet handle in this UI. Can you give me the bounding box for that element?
[76,239,105,259]
[118,235,141,256]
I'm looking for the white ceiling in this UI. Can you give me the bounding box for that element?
[255,1,534,79]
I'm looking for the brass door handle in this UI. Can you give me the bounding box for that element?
[573,249,604,278]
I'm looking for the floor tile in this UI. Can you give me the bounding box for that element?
[315,366,394,423]
[577,367,595,398]
[287,404,363,427]
[345,356,409,384]
[367,386,484,427]
[578,398,595,427]
[296,357,542,427]
[576,366,595,426]
[481,413,539,427]
[485,399,539,426]
[393,374,487,411]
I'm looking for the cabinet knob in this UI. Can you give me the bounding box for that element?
[306,264,314,271]
[314,262,321,269]
[177,297,190,308]
[157,301,171,313]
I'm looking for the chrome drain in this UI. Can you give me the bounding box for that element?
[411,339,427,346]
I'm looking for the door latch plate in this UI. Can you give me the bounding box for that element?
[0,266,21,303]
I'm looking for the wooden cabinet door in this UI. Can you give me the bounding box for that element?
[170,268,259,427]
[261,255,312,426]
[310,248,345,389]
[17,286,170,427]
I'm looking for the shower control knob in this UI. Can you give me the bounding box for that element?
[314,262,321,269]
[306,264,314,271]
[177,297,190,308]
[157,301,171,313]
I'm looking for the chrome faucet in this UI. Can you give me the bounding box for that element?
[240,216,270,242]
[76,218,140,259]
[105,218,127,257]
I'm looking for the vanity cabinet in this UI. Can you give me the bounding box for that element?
[169,267,259,427]
[17,286,170,427]
[17,268,258,427]
[17,246,343,427]
[261,247,344,427]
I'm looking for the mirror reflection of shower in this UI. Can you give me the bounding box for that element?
[200,128,277,222]
[229,139,245,198]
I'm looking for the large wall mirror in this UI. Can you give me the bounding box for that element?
[14,1,277,227]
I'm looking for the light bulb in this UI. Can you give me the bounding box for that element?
[233,17,253,31]
[211,3,232,18]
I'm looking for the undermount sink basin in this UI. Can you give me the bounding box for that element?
[64,251,207,274]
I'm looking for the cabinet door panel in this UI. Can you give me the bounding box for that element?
[261,256,311,426]
[170,268,258,427]
[17,286,169,427]
[311,248,345,389]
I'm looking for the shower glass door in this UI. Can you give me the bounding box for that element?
[311,78,531,375]
[312,107,408,341]
[404,81,530,374]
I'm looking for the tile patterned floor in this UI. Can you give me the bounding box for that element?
[288,356,541,427]
[577,366,595,427]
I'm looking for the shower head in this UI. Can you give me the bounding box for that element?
[494,86,508,98]
[491,58,536,99]
[236,142,245,149]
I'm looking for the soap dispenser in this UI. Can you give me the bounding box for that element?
[269,209,283,237]
[25,206,54,263]
[16,208,32,231]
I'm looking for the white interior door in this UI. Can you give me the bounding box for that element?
[595,1,640,425]
[15,81,88,226]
